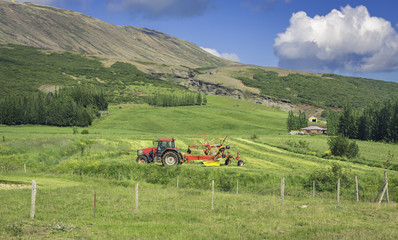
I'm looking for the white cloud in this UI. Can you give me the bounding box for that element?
[107,0,212,19]
[200,47,240,62]
[274,5,398,73]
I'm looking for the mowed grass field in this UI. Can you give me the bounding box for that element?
[1,95,398,239]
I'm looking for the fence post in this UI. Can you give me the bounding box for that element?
[118,172,121,181]
[177,175,179,188]
[237,179,239,194]
[30,180,36,219]
[379,183,389,204]
[94,190,96,218]
[211,180,214,210]
[337,179,340,205]
[135,183,139,214]
[312,180,315,199]
[355,176,359,202]
[281,177,285,205]
[384,171,389,204]
[24,164,26,173]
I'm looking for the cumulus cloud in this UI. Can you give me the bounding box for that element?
[107,0,213,19]
[274,5,398,73]
[201,47,240,62]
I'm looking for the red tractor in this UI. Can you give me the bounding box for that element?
[136,135,243,167]
[136,138,182,166]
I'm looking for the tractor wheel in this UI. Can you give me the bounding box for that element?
[136,155,148,164]
[162,151,179,166]
[237,160,244,166]
[225,158,231,165]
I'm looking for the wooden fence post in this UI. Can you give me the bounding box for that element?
[177,175,179,188]
[135,183,139,214]
[94,190,96,218]
[237,179,239,194]
[211,180,214,210]
[118,172,121,181]
[384,171,389,204]
[30,180,36,219]
[281,177,285,205]
[337,179,340,205]
[378,183,389,205]
[24,164,26,173]
[355,176,359,202]
[312,180,315,199]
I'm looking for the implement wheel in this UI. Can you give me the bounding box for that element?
[225,158,231,165]
[162,151,179,166]
[237,160,244,166]
[136,155,148,164]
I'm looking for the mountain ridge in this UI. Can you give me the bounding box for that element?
[0,1,231,68]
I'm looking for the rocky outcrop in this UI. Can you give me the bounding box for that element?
[185,78,295,112]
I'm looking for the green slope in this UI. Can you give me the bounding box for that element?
[92,95,287,136]
[235,68,398,108]
[0,44,184,101]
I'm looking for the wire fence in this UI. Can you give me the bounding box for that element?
[1,172,393,222]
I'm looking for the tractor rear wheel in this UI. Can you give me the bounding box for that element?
[225,158,231,165]
[237,160,244,166]
[162,151,179,166]
[137,155,148,164]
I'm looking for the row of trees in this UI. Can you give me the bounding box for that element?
[0,87,107,127]
[327,99,398,142]
[146,92,207,107]
[286,110,308,131]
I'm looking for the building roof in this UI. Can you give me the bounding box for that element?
[300,126,327,131]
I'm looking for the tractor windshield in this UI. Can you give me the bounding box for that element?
[157,140,175,154]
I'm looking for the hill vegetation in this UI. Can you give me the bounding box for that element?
[0,44,186,103]
[235,68,398,108]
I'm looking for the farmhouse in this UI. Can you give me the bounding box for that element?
[300,126,327,135]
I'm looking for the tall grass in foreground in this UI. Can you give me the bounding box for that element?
[1,173,397,240]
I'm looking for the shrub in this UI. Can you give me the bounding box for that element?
[306,163,353,192]
[327,135,359,159]
[81,130,89,135]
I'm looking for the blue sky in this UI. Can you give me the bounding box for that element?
[18,0,398,82]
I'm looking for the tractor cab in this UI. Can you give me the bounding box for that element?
[155,138,175,156]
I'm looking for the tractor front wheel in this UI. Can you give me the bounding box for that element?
[162,151,179,166]
[137,155,148,164]
[237,160,244,166]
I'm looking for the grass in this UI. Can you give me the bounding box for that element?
[260,134,398,167]
[1,95,398,239]
[1,173,397,240]
[90,95,287,136]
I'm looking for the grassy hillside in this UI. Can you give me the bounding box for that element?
[1,94,398,239]
[0,44,184,101]
[234,68,398,108]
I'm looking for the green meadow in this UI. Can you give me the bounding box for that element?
[1,95,398,239]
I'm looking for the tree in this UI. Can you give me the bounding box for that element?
[287,110,295,131]
[338,102,357,139]
[327,135,359,159]
[326,109,339,136]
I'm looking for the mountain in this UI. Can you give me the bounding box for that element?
[0,1,230,68]
[1,0,398,115]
